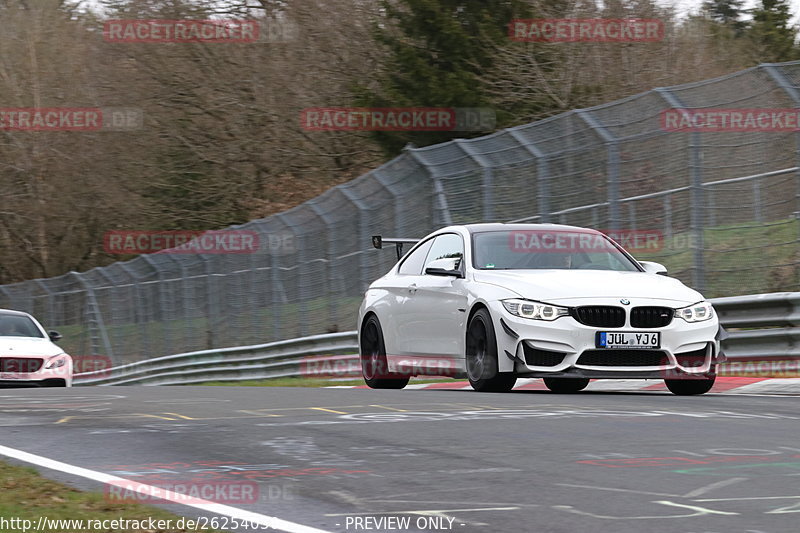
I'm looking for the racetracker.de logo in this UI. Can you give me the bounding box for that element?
[661,108,800,132]
[0,108,143,131]
[300,355,458,378]
[105,480,258,504]
[598,229,663,253]
[300,107,495,132]
[103,20,259,43]
[509,230,619,253]
[509,18,664,42]
[72,355,113,378]
[103,230,259,255]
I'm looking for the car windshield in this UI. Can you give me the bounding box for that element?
[472,229,640,271]
[0,313,44,338]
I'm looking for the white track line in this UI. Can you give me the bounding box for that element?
[0,444,330,533]
[725,378,800,394]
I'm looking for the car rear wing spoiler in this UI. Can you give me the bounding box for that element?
[372,236,420,260]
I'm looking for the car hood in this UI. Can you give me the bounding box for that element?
[0,337,64,357]
[473,269,704,304]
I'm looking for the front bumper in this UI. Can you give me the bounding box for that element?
[490,299,721,379]
[0,356,73,387]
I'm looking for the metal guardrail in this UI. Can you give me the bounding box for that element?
[74,331,358,386]
[75,292,800,386]
[714,292,800,361]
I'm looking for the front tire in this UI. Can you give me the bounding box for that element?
[665,375,716,395]
[360,315,409,389]
[466,308,516,392]
[543,377,590,393]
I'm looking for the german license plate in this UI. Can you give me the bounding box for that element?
[597,332,659,349]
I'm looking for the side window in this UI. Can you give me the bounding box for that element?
[398,239,434,275]
[423,234,464,272]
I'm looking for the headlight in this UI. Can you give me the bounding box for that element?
[45,356,67,369]
[674,301,714,322]
[502,299,569,321]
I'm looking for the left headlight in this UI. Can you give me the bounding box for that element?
[674,301,714,322]
[502,299,569,321]
[45,356,67,369]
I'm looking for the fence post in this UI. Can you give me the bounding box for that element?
[753,178,763,223]
[34,280,56,331]
[309,202,338,334]
[197,255,220,350]
[763,64,800,218]
[706,187,715,227]
[576,110,619,230]
[405,147,452,226]
[507,128,550,222]
[71,272,114,360]
[663,195,673,240]
[455,140,495,222]
[270,244,284,341]
[339,186,373,293]
[140,255,172,355]
[628,203,637,231]
[656,88,705,292]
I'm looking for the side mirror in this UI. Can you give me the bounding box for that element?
[425,257,463,278]
[639,261,668,276]
[48,330,62,342]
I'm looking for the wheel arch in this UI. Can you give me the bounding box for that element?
[358,311,379,346]
[465,301,515,373]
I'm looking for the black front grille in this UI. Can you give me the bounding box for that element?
[0,358,43,373]
[630,307,673,328]
[577,350,667,367]
[571,306,626,328]
[522,344,565,367]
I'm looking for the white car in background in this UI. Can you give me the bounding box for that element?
[0,309,72,387]
[358,223,724,395]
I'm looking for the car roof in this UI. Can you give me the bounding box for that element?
[462,223,601,234]
[0,309,35,317]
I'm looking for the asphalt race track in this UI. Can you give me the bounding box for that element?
[1,385,800,533]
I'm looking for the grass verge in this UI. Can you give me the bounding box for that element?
[0,461,205,532]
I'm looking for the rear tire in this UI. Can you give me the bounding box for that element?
[543,377,590,393]
[360,315,409,389]
[665,375,715,395]
[466,308,516,392]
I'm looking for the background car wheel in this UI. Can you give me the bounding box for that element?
[543,377,590,393]
[360,315,409,389]
[665,374,716,395]
[466,308,516,392]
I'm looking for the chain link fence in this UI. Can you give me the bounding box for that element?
[3,61,800,365]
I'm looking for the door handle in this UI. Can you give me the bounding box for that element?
[408,283,417,294]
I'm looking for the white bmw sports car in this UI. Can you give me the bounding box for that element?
[0,309,72,387]
[358,224,724,395]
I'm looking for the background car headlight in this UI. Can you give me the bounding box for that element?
[45,356,67,369]
[502,299,569,321]
[674,301,714,322]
